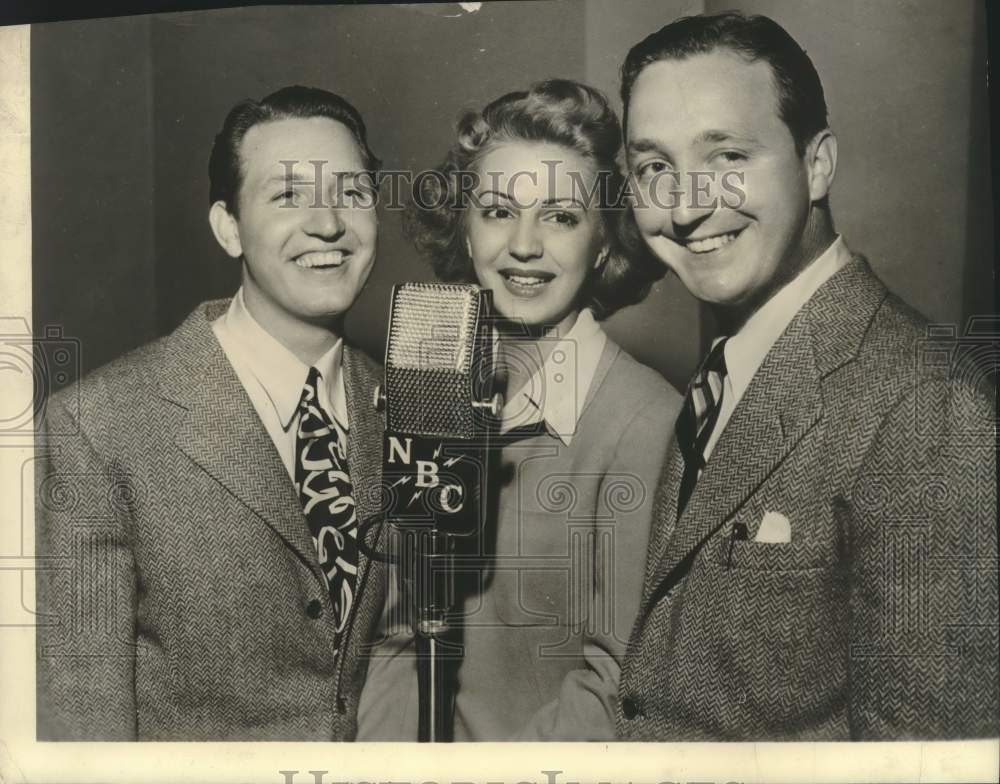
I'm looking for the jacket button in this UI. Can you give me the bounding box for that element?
[622,697,641,719]
[306,599,323,619]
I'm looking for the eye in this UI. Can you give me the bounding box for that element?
[343,187,375,208]
[634,159,670,182]
[544,210,581,227]
[272,189,300,205]
[717,150,748,165]
[482,206,514,220]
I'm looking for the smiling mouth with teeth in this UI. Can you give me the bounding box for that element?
[294,250,348,269]
[683,229,743,254]
[499,269,555,287]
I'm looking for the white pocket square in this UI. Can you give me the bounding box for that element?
[754,510,791,543]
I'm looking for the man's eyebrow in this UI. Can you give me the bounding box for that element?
[626,138,668,156]
[628,132,762,155]
[265,170,365,185]
[694,129,761,146]
[265,173,312,186]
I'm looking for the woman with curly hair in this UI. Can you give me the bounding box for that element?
[404,79,681,741]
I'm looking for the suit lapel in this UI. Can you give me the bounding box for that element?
[644,255,886,597]
[651,315,822,584]
[157,301,325,584]
[641,440,684,601]
[342,345,386,588]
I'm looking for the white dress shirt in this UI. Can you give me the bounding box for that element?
[499,308,608,445]
[705,235,852,461]
[211,288,349,479]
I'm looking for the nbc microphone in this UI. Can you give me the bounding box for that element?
[374,281,500,742]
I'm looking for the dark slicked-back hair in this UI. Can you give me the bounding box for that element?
[208,84,381,214]
[405,78,664,321]
[621,12,828,156]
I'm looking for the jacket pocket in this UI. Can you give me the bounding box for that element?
[709,497,835,572]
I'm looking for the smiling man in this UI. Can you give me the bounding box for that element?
[615,13,997,740]
[36,86,391,740]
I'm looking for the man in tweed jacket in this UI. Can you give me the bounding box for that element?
[36,86,389,740]
[616,13,998,739]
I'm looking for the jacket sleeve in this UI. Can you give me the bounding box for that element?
[35,389,139,740]
[515,393,677,741]
[848,374,998,738]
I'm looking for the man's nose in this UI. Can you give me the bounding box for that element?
[666,171,717,237]
[507,216,543,261]
[305,202,346,239]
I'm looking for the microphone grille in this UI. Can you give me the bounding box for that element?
[386,282,480,372]
[384,282,489,438]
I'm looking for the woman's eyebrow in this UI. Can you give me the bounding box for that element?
[475,188,514,200]
[541,196,585,208]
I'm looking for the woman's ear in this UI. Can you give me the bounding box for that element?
[594,243,611,271]
[209,201,243,259]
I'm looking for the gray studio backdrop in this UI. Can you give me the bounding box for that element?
[31,0,993,391]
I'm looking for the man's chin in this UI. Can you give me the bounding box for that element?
[676,267,753,309]
[289,281,365,316]
[296,304,352,325]
[276,291,353,324]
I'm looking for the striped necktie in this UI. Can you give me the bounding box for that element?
[675,337,729,519]
[295,366,358,646]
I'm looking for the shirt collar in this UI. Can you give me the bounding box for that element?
[220,288,348,431]
[724,235,852,406]
[499,308,607,445]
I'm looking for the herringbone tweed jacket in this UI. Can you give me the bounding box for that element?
[35,299,389,740]
[617,256,998,740]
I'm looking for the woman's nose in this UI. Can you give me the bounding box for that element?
[507,216,543,261]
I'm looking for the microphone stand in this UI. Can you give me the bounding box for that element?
[376,282,500,743]
[402,528,455,742]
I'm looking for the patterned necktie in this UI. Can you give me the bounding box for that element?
[295,366,358,641]
[675,337,729,519]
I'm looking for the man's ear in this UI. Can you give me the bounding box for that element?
[806,129,838,202]
[209,200,243,259]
